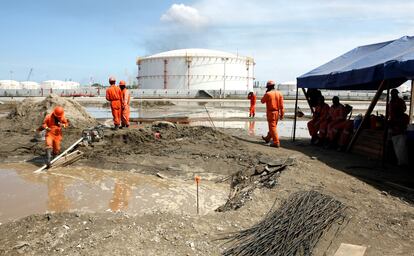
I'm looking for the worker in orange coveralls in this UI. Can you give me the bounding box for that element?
[307,96,330,144]
[247,91,257,117]
[326,96,347,145]
[119,80,131,128]
[261,80,284,148]
[389,89,408,135]
[106,76,122,130]
[37,106,69,167]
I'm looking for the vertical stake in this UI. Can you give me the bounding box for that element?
[195,176,201,214]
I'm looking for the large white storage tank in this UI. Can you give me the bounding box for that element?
[0,80,21,89]
[20,81,40,89]
[137,49,255,91]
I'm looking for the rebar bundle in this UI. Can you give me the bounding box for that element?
[220,190,347,256]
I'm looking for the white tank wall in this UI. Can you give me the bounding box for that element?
[0,80,21,89]
[20,81,40,89]
[138,51,254,91]
[41,80,80,90]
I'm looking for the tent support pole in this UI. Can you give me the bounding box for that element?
[302,88,314,114]
[410,80,414,124]
[347,80,386,152]
[292,86,299,142]
[382,88,390,166]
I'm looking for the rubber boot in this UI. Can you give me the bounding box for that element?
[46,148,52,168]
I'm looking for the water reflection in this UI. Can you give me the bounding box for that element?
[109,179,132,212]
[0,165,228,223]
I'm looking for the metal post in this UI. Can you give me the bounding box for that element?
[382,88,390,165]
[347,80,386,152]
[292,86,299,142]
[410,80,414,123]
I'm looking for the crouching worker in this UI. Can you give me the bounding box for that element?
[37,106,69,167]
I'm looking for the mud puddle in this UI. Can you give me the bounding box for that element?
[0,164,228,223]
[190,120,311,139]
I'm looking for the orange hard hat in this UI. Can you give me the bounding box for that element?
[119,80,126,86]
[266,80,276,87]
[109,76,116,83]
[53,106,64,118]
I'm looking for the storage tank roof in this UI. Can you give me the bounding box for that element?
[146,48,250,59]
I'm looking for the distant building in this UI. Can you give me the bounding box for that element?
[137,48,255,91]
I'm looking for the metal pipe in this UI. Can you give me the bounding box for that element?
[292,86,299,142]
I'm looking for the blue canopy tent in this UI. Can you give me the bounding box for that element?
[293,36,414,154]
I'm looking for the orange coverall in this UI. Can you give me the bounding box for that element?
[41,113,68,155]
[307,103,330,137]
[261,90,284,146]
[389,97,408,135]
[247,93,257,117]
[327,104,346,141]
[106,85,122,126]
[121,88,131,127]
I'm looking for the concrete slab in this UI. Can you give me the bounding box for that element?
[334,243,367,256]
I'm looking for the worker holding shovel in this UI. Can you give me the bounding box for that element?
[37,106,69,167]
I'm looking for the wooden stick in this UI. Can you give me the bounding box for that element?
[34,137,84,174]
[347,80,386,152]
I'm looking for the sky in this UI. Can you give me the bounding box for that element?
[1,0,413,85]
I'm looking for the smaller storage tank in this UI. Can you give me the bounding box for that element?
[20,81,40,90]
[0,80,21,89]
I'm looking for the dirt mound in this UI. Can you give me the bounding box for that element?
[7,94,98,130]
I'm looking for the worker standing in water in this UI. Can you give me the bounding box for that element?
[37,106,69,167]
[106,76,122,130]
[119,80,131,128]
[261,80,284,148]
[247,91,257,117]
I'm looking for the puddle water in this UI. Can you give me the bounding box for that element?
[190,120,311,139]
[0,164,228,223]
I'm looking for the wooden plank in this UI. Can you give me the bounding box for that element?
[50,150,83,169]
[347,80,386,152]
[34,137,84,174]
[334,243,366,256]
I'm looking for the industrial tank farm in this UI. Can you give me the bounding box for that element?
[137,48,255,91]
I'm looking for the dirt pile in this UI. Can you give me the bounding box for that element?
[7,94,98,130]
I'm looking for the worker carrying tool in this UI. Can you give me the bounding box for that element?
[247,91,257,117]
[106,76,122,130]
[37,106,69,167]
[261,80,284,148]
[119,80,131,128]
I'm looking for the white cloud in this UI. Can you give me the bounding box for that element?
[160,3,208,29]
[147,1,414,82]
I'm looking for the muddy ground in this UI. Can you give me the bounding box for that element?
[0,100,413,256]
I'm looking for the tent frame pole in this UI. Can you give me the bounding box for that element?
[292,86,299,141]
[410,79,414,124]
[347,80,386,152]
[382,88,390,166]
